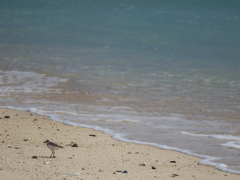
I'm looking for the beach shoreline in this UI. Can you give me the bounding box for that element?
[0,107,239,180]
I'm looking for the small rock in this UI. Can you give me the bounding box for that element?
[89,134,96,137]
[23,137,30,141]
[32,156,38,159]
[122,170,128,173]
[4,116,10,119]
[172,174,179,177]
[71,142,78,147]
[152,166,156,169]
[170,161,176,163]
[66,142,78,147]
[139,163,146,166]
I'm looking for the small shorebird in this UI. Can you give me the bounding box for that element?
[43,140,63,158]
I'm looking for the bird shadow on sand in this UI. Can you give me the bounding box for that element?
[32,155,57,159]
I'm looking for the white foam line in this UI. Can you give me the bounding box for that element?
[210,134,240,141]
[181,131,209,137]
[182,131,240,141]
[221,141,240,150]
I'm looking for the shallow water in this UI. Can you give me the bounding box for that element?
[1,1,240,174]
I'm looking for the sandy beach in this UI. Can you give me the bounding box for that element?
[0,108,239,180]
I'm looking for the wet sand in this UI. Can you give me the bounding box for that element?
[0,108,239,180]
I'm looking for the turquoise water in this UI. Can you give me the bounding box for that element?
[1,1,240,174]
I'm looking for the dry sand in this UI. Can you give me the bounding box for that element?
[0,108,239,180]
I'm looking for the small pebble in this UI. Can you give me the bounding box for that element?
[172,174,179,177]
[89,134,96,137]
[71,142,78,147]
[23,137,31,141]
[170,161,176,163]
[4,116,10,119]
[32,156,38,159]
[139,163,146,166]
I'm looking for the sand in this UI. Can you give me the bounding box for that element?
[0,108,239,180]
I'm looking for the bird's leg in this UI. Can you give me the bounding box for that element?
[50,150,54,158]
[53,150,55,158]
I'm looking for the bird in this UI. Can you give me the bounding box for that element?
[43,140,63,158]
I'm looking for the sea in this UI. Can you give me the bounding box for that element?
[0,0,240,174]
